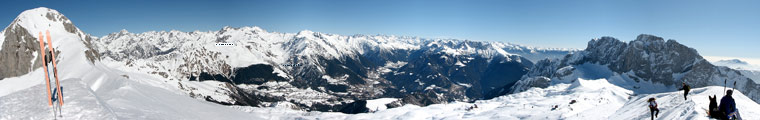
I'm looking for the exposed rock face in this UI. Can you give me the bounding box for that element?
[585,35,703,85]
[0,24,40,79]
[338,100,369,114]
[0,7,100,80]
[510,34,760,102]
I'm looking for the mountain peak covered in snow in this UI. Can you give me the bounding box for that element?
[87,17,577,112]
[0,7,100,80]
[10,7,80,34]
[512,34,760,103]
[1,7,759,119]
[1,7,265,119]
[717,59,750,65]
[296,29,315,36]
[15,7,64,22]
[118,29,129,34]
[711,59,760,82]
[712,59,760,71]
[219,26,266,34]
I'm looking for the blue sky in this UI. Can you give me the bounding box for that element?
[1,0,759,58]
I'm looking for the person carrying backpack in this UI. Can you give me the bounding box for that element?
[648,98,659,120]
[682,82,690,100]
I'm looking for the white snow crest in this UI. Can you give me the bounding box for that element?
[365,98,399,112]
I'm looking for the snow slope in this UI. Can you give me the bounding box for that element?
[5,66,756,119]
[365,98,399,112]
[2,7,758,120]
[0,78,116,120]
[0,7,262,120]
[613,86,760,120]
[230,78,760,120]
[0,68,48,97]
[0,68,264,119]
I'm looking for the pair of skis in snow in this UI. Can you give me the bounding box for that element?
[38,30,64,118]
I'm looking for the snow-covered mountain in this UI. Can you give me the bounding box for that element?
[0,7,265,119]
[0,6,99,80]
[2,7,759,120]
[712,59,760,71]
[90,20,576,111]
[711,59,760,83]
[509,34,760,103]
[1,7,577,113]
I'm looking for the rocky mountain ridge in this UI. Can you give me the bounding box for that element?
[509,34,760,103]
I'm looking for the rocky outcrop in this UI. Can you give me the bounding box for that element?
[510,34,760,102]
[0,24,40,80]
[0,7,101,80]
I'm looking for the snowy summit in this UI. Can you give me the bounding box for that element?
[0,7,758,120]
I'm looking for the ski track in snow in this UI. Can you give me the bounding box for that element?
[228,79,760,120]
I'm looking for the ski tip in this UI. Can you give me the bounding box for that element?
[46,30,51,41]
[38,32,43,42]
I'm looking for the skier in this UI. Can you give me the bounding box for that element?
[648,98,659,120]
[718,90,738,120]
[681,82,690,100]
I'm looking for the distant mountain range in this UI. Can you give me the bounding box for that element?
[0,7,577,113]
[91,19,582,112]
[1,7,758,118]
[711,59,760,84]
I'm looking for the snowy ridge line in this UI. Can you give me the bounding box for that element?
[511,34,760,104]
[91,25,576,88]
[100,27,579,53]
[2,7,760,119]
[90,24,574,109]
[95,25,577,63]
